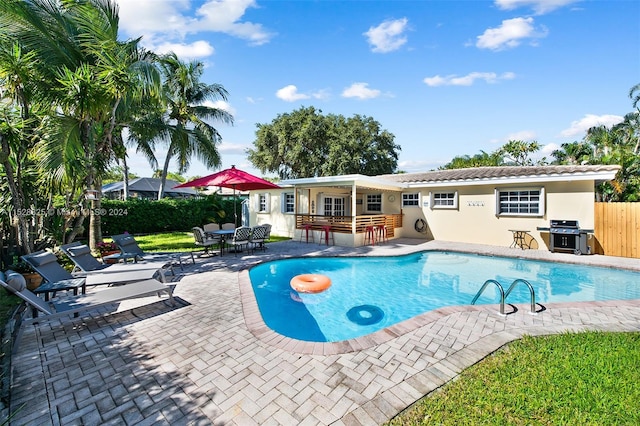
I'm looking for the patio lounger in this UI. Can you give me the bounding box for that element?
[111,234,195,270]
[60,242,171,275]
[21,250,165,300]
[0,270,173,325]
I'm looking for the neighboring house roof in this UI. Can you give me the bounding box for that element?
[278,165,621,191]
[102,178,198,198]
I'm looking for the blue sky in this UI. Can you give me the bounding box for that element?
[117,0,640,179]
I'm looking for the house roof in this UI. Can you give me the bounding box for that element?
[379,165,621,188]
[102,178,198,196]
[278,165,620,191]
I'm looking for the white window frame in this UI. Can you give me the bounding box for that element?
[430,191,458,210]
[402,193,420,207]
[256,193,270,213]
[322,195,346,216]
[366,193,382,213]
[495,187,544,217]
[281,192,295,214]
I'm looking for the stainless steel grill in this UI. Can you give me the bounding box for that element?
[548,219,592,255]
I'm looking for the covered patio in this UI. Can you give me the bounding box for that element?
[281,174,408,246]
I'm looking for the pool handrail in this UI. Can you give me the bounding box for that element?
[471,279,506,316]
[505,278,537,315]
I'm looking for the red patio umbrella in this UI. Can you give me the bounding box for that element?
[174,165,280,224]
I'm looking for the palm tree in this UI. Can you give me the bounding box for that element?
[2,0,161,250]
[154,52,234,199]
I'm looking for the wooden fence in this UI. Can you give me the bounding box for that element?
[593,202,640,258]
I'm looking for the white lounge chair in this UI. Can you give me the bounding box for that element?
[60,242,171,275]
[0,270,173,325]
[111,234,194,270]
[21,250,165,300]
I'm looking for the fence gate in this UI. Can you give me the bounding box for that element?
[594,202,640,258]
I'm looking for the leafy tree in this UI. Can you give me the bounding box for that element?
[248,106,400,179]
[440,150,503,169]
[1,0,161,250]
[550,141,594,165]
[498,140,545,166]
[151,52,233,199]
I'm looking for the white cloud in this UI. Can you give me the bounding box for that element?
[153,40,215,59]
[506,130,537,141]
[118,0,274,58]
[203,100,236,116]
[423,72,515,86]
[495,0,580,15]
[341,82,381,99]
[364,18,409,53]
[217,141,248,156]
[560,114,624,137]
[540,142,561,157]
[476,17,547,50]
[276,85,310,102]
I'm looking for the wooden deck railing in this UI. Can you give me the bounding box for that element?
[295,214,403,236]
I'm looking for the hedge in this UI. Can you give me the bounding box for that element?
[98,196,240,235]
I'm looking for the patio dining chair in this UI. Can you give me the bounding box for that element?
[191,227,222,257]
[221,222,236,230]
[249,225,267,252]
[203,223,220,233]
[226,226,251,256]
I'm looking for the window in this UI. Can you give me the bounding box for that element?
[323,197,345,216]
[496,188,544,216]
[281,192,295,213]
[430,191,458,209]
[366,194,382,212]
[402,193,420,207]
[257,193,270,213]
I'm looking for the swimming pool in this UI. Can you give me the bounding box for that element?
[248,251,640,342]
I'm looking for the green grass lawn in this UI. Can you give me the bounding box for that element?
[104,231,290,253]
[386,331,640,425]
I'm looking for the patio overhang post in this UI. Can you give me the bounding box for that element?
[351,182,357,235]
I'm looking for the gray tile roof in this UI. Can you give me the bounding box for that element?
[379,165,621,184]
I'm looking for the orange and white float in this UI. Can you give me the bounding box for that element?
[290,274,332,293]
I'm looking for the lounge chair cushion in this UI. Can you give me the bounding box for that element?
[29,251,58,267]
[4,270,26,292]
[67,245,92,257]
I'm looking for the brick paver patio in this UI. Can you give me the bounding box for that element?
[5,239,640,425]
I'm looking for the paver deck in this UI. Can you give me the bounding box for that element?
[5,239,640,425]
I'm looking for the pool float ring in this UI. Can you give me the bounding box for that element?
[290,274,332,293]
[415,218,427,233]
[346,305,384,326]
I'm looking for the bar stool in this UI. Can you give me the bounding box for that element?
[375,225,388,244]
[364,225,376,246]
[320,225,334,245]
[299,224,315,243]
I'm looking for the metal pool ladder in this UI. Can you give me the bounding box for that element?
[471,278,537,316]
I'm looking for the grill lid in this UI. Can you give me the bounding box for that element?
[550,219,579,229]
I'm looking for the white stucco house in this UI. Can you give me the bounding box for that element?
[247,165,620,251]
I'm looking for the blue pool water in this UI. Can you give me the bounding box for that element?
[248,251,640,342]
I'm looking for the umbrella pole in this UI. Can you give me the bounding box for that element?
[233,185,237,226]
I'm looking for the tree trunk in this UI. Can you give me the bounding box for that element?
[0,135,32,254]
[123,156,130,200]
[158,148,172,200]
